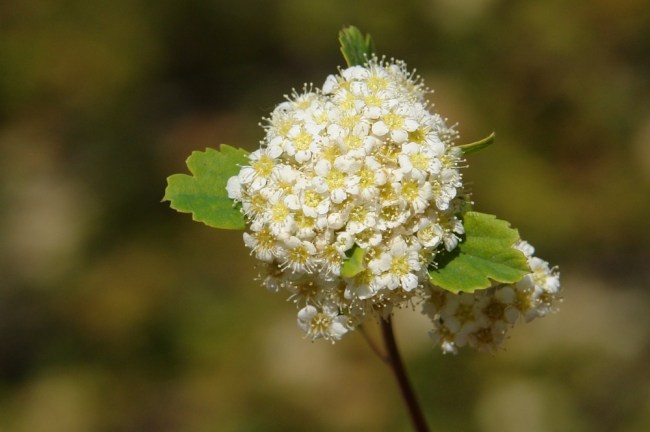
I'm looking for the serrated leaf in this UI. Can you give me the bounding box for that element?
[457,132,495,155]
[339,26,375,67]
[164,144,249,230]
[341,246,366,278]
[428,212,530,293]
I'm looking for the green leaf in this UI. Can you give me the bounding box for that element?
[428,212,530,293]
[341,246,366,278]
[164,144,249,230]
[457,132,495,156]
[339,26,375,67]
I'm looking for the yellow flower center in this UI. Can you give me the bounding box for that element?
[288,244,312,265]
[364,94,382,107]
[294,130,312,151]
[367,75,388,92]
[255,227,275,250]
[304,190,321,207]
[310,313,332,335]
[252,154,274,177]
[383,112,404,129]
[390,256,410,276]
[326,170,346,189]
[408,128,426,144]
[350,206,368,224]
[410,152,429,170]
[359,167,375,189]
[485,299,506,321]
[340,113,361,130]
[271,201,290,223]
[401,179,420,202]
[343,134,362,150]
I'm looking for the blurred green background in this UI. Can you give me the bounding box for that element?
[1,1,649,431]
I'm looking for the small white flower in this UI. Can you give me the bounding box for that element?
[398,143,441,180]
[467,321,509,353]
[345,205,377,235]
[438,292,481,334]
[299,189,330,218]
[416,219,444,249]
[369,236,421,291]
[285,124,321,163]
[265,192,296,237]
[398,178,432,213]
[280,236,317,273]
[297,305,349,342]
[243,227,277,262]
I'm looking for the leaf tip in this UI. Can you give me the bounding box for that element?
[339,25,375,67]
[457,132,496,156]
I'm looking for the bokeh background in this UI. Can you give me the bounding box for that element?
[1,1,649,431]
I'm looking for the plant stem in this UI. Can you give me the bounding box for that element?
[358,324,389,363]
[380,316,430,432]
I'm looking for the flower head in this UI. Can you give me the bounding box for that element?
[227,58,560,349]
[422,241,561,354]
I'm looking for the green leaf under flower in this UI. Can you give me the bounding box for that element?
[428,211,530,293]
[457,132,495,156]
[164,145,249,230]
[339,26,375,67]
[341,245,366,278]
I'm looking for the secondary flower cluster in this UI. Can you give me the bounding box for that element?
[423,241,561,353]
[227,58,560,351]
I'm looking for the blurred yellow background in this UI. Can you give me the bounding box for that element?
[1,1,649,431]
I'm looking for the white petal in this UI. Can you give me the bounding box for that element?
[372,121,389,136]
[331,189,347,204]
[295,150,311,163]
[322,74,338,94]
[404,119,419,131]
[267,142,284,158]
[390,236,408,256]
[314,159,331,177]
[401,274,419,291]
[342,66,369,81]
[391,129,408,143]
[226,176,242,200]
[297,305,317,321]
[327,212,346,229]
[495,286,515,303]
[284,194,300,210]
[365,106,382,119]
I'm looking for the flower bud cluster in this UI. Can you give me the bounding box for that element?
[423,241,561,353]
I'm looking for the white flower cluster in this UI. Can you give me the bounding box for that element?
[227,59,464,342]
[227,58,561,350]
[423,241,561,353]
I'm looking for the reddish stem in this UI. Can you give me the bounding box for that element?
[380,316,430,432]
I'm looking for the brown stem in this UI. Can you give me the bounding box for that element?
[380,316,430,432]
[358,324,389,363]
